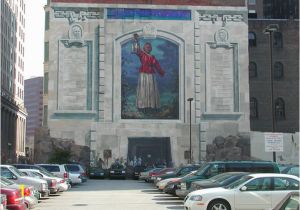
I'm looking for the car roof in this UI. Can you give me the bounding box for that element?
[248,173,300,179]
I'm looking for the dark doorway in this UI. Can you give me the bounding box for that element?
[128,137,172,167]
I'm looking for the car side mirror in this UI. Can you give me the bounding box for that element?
[240,186,247,191]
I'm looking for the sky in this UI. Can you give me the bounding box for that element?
[24,0,47,79]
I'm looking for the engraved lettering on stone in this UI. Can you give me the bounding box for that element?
[197,11,244,25]
[199,14,218,23]
[210,47,234,112]
[54,8,103,23]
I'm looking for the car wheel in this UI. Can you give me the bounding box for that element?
[207,200,231,210]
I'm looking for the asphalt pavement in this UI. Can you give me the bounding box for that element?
[35,179,184,210]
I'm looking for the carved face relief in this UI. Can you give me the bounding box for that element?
[69,24,83,40]
[215,29,229,43]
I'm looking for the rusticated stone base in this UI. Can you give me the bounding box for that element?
[206,134,250,161]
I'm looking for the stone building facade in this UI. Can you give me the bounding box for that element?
[1,0,27,163]
[248,0,299,133]
[44,0,250,167]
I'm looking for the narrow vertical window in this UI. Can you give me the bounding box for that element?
[249,62,257,78]
[45,11,50,30]
[249,32,256,47]
[275,98,285,120]
[44,42,49,62]
[273,32,283,48]
[43,105,48,126]
[274,62,284,80]
[44,72,49,94]
[250,97,258,119]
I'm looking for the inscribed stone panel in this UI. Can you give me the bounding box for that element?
[58,43,88,110]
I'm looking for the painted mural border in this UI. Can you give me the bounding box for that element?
[113,29,185,122]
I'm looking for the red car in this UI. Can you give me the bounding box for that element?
[0,188,27,210]
[148,168,175,182]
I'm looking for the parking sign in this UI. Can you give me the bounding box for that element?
[264,132,284,152]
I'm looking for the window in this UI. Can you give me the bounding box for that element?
[273,32,283,48]
[44,72,48,94]
[248,0,256,5]
[250,98,258,119]
[44,42,49,62]
[249,62,257,78]
[249,32,256,47]
[275,98,285,120]
[245,177,272,191]
[226,163,251,172]
[274,62,284,80]
[252,163,275,173]
[40,165,60,172]
[45,11,50,30]
[43,105,48,126]
[274,177,299,191]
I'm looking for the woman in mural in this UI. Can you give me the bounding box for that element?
[132,34,165,112]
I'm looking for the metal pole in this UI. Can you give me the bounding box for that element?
[269,31,276,162]
[189,100,192,164]
[187,98,193,164]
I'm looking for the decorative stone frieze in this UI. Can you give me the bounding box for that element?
[53,7,104,24]
[197,11,244,26]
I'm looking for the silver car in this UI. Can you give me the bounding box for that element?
[0,165,49,198]
[20,169,69,192]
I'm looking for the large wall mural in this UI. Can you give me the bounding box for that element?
[121,35,179,119]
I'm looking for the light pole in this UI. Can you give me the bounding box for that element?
[263,24,279,162]
[187,98,193,164]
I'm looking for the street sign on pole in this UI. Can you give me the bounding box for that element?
[264,132,283,152]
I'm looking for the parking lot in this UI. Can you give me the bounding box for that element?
[35,179,184,210]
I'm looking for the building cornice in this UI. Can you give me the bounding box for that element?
[51,0,245,7]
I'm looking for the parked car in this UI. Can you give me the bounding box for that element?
[154,165,201,184]
[0,165,49,198]
[0,177,38,209]
[0,194,7,210]
[184,173,300,210]
[176,161,280,198]
[109,163,126,179]
[272,191,299,210]
[162,171,198,195]
[156,170,197,191]
[0,188,27,210]
[88,167,106,179]
[176,172,249,198]
[139,168,163,181]
[21,169,69,192]
[13,164,51,174]
[148,168,176,183]
[64,164,88,182]
[19,169,58,194]
[37,164,81,185]
[131,166,146,180]
[281,165,299,177]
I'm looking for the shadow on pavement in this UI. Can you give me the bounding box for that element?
[152,197,182,201]
[167,205,184,209]
[156,201,183,205]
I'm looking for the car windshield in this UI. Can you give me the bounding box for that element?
[224,175,253,189]
[65,165,80,172]
[111,164,124,170]
[10,167,25,177]
[39,170,56,177]
[195,163,210,176]
[208,173,233,183]
[0,177,14,185]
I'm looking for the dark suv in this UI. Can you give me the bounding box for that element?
[109,163,126,179]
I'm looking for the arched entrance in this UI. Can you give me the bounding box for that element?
[128,137,172,167]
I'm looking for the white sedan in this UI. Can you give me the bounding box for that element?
[184,173,300,210]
